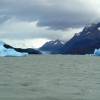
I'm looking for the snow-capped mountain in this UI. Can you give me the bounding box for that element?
[42,39,65,46]
[39,39,65,51]
[52,22,100,54]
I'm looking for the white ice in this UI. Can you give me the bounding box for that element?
[0,41,28,57]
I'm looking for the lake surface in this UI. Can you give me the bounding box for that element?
[0,55,100,100]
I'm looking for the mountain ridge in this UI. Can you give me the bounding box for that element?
[52,22,100,54]
[39,39,65,52]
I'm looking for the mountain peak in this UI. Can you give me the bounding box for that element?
[39,39,65,51]
[51,39,65,45]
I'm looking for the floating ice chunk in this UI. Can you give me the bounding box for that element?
[87,48,100,56]
[0,40,28,57]
[85,48,100,56]
[92,48,100,56]
[4,48,28,57]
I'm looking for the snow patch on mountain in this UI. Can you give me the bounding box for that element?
[98,27,100,31]
[46,39,65,46]
[84,32,90,35]
[53,39,65,45]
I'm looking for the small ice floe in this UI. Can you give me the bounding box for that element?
[91,48,100,56]
[86,48,100,56]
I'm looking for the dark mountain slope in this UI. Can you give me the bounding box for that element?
[52,23,100,54]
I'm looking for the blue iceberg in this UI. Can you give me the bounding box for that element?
[0,41,28,57]
[92,48,100,56]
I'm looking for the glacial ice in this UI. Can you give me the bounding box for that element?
[92,48,100,56]
[86,48,100,56]
[0,41,28,57]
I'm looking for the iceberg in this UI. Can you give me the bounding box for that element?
[91,48,100,56]
[0,41,28,57]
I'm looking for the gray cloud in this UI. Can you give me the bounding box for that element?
[0,15,11,24]
[0,0,100,30]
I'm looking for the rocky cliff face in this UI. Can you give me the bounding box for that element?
[52,23,100,54]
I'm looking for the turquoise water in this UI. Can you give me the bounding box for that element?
[0,55,100,100]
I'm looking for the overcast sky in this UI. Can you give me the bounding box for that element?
[0,0,100,48]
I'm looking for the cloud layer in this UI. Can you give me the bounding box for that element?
[0,0,100,30]
[0,0,100,47]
